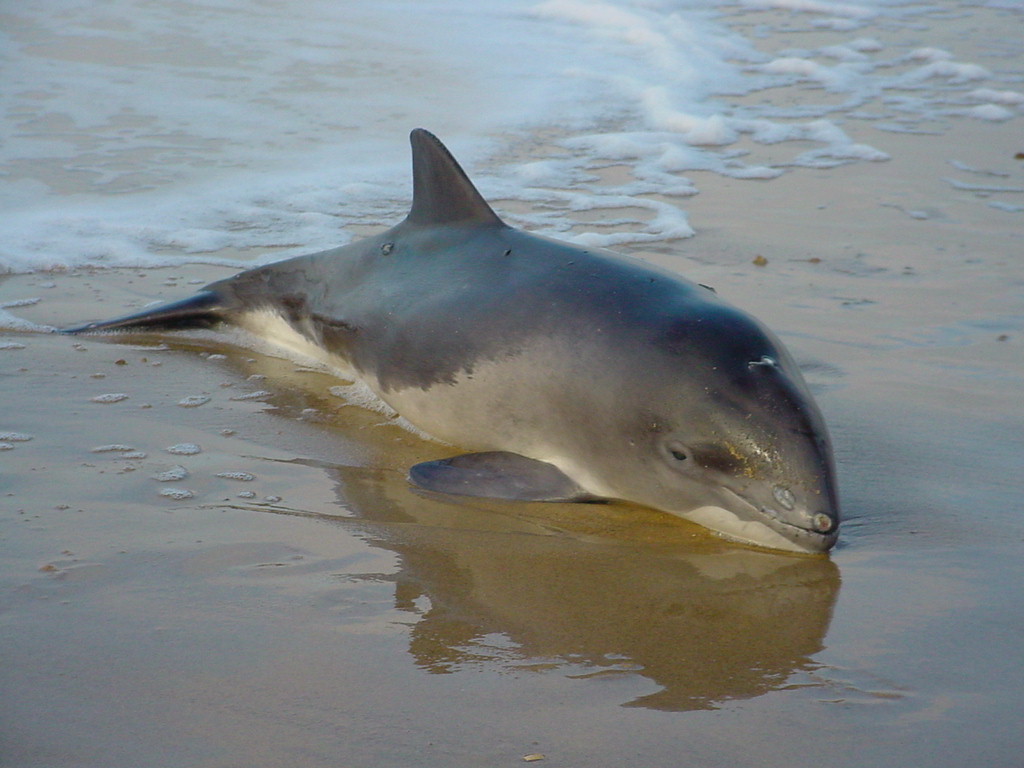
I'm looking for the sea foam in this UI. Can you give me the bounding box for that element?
[0,0,1020,273]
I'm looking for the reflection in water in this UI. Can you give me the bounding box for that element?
[157,338,841,712]
[322,462,841,712]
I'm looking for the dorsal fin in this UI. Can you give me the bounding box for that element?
[405,129,505,227]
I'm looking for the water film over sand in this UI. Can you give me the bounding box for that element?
[2,1,1024,766]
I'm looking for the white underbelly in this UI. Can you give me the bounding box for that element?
[233,310,616,497]
[234,309,440,438]
[235,309,358,378]
[376,350,619,498]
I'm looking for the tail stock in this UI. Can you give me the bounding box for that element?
[62,291,226,334]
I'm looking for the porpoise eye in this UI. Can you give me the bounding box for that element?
[665,440,689,462]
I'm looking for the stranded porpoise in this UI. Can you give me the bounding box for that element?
[67,129,840,553]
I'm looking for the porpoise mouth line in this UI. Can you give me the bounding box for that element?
[757,507,832,538]
[719,488,835,552]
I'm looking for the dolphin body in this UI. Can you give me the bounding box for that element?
[66,129,840,553]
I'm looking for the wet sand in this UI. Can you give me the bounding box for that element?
[4,7,1024,768]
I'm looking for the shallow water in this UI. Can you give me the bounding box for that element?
[3,262,1022,765]
[3,1,1024,766]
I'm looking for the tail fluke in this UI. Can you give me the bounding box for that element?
[63,291,227,334]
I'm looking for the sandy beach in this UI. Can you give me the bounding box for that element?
[3,1,1024,766]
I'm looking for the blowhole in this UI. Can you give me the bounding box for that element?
[748,355,778,369]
